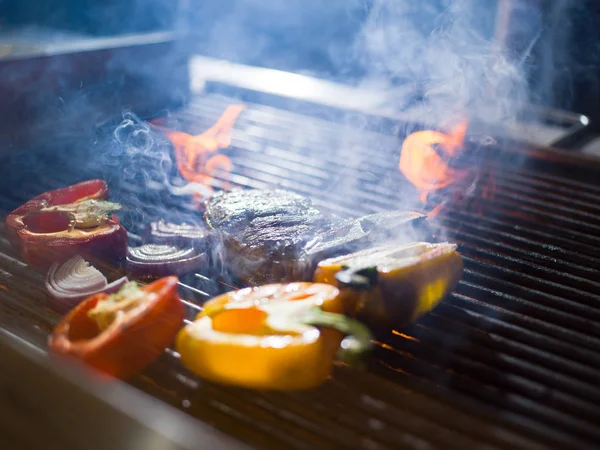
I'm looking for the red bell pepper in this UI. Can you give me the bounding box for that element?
[5,180,128,268]
[48,276,185,379]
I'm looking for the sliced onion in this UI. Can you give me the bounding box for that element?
[145,220,209,249]
[46,255,129,313]
[126,244,207,278]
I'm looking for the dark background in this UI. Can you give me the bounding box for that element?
[0,0,599,122]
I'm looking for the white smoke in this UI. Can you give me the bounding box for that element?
[352,0,531,130]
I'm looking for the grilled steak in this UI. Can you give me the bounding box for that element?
[204,189,426,285]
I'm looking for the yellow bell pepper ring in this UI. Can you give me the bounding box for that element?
[176,282,373,391]
[313,242,464,327]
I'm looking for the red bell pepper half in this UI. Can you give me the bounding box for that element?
[5,180,128,268]
[48,276,185,379]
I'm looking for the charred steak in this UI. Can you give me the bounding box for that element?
[203,189,426,285]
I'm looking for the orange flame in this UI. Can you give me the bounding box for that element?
[399,120,470,216]
[155,104,246,192]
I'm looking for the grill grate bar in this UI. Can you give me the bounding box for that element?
[440,216,600,268]
[448,230,599,281]
[147,346,531,450]
[461,269,600,322]
[453,195,600,235]
[417,312,600,385]
[473,190,600,226]
[494,162,600,195]
[209,161,391,216]
[486,175,600,215]
[371,357,597,448]
[329,371,553,450]
[154,345,548,450]
[377,337,600,429]
[395,323,600,408]
[460,256,600,309]
[132,366,313,450]
[434,301,600,371]
[448,292,600,353]
[228,139,413,197]
[374,346,600,445]
[454,240,600,293]
[443,201,600,247]
[439,209,600,256]
[457,279,600,341]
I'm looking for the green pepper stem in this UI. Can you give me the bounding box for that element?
[301,307,373,366]
[335,265,378,291]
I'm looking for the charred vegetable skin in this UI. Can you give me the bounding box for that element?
[49,276,184,379]
[176,283,372,390]
[6,180,127,268]
[314,242,463,327]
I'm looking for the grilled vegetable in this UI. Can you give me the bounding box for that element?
[203,189,426,285]
[313,242,463,327]
[6,180,128,268]
[46,255,128,313]
[144,220,209,250]
[49,276,184,379]
[126,244,207,279]
[176,282,372,390]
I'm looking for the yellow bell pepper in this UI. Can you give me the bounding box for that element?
[176,282,372,390]
[313,242,463,327]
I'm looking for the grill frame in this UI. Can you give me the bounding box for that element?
[2,92,600,449]
[0,329,249,450]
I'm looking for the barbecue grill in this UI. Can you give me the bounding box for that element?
[3,51,600,450]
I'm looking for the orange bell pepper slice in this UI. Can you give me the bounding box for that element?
[314,242,464,327]
[176,282,372,390]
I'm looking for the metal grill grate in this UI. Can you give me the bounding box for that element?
[2,93,600,449]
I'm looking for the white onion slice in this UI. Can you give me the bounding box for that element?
[45,255,128,313]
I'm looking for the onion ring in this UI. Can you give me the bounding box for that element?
[46,255,128,313]
[126,244,207,278]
